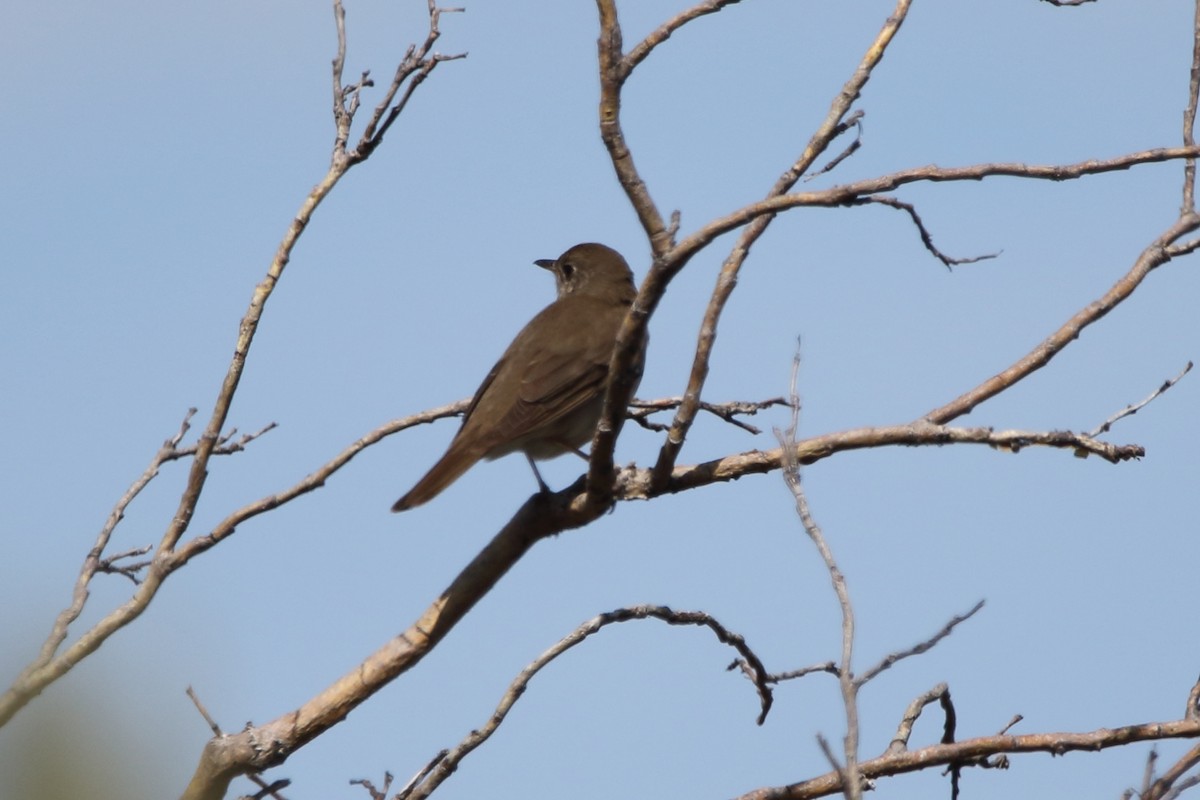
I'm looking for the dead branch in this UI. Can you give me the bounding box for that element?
[885,683,952,755]
[648,1,913,490]
[673,147,1200,263]
[856,600,986,687]
[629,396,789,435]
[1088,362,1193,437]
[775,345,863,800]
[0,0,463,746]
[398,605,772,800]
[736,718,1200,800]
[922,212,1200,426]
[857,195,1000,269]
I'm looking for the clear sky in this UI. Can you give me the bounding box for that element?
[1,1,1197,799]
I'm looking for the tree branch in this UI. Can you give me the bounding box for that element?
[0,0,463,736]
[736,719,1200,800]
[650,0,914,489]
[397,605,772,800]
[922,211,1200,426]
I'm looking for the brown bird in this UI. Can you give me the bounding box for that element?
[392,243,641,512]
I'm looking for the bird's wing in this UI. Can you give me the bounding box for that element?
[459,296,624,448]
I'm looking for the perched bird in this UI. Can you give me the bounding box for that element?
[392,243,642,512]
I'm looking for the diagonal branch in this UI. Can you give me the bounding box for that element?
[856,601,986,687]
[922,211,1200,426]
[650,0,914,489]
[1087,362,1193,438]
[180,489,608,800]
[623,0,746,77]
[0,1,463,733]
[169,401,467,568]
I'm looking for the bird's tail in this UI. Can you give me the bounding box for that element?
[391,443,483,512]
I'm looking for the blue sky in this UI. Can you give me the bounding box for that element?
[1,2,1197,799]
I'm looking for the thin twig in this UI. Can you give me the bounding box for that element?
[95,545,154,585]
[1088,362,1193,437]
[997,715,1024,736]
[859,195,1000,269]
[350,772,393,800]
[186,686,223,737]
[805,111,865,181]
[629,395,788,434]
[856,600,985,686]
[777,344,862,800]
[623,0,746,77]
[885,683,950,755]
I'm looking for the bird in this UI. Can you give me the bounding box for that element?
[392,242,642,512]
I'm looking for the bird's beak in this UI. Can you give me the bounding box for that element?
[534,258,555,270]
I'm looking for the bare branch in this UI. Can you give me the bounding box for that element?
[350,773,393,800]
[1088,362,1193,438]
[629,395,789,435]
[348,2,466,163]
[856,600,986,687]
[649,0,913,488]
[885,683,953,755]
[776,345,862,800]
[737,718,1200,800]
[2,0,464,741]
[859,195,1000,269]
[805,111,865,182]
[400,605,772,800]
[186,686,224,738]
[623,0,746,77]
[186,686,289,800]
[1145,741,1200,800]
[921,210,1200,426]
[997,715,1023,736]
[171,400,467,566]
[619,421,1147,501]
[1182,2,1200,211]
[760,661,840,684]
[677,147,1200,261]
[95,545,154,585]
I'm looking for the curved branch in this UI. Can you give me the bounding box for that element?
[623,0,746,77]
[399,605,772,800]
[169,401,467,568]
[675,147,1200,261]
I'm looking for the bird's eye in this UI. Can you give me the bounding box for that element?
[560,261,575,278]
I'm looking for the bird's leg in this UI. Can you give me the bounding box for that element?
[547,436,590,461]
[525,454,552,494]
